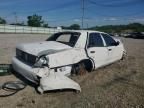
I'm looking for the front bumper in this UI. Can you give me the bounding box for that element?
[12,57,81,93]
[12,57,38,84]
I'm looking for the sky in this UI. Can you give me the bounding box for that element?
[0,0,144,27]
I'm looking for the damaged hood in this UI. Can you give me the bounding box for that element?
[17,41,72,56]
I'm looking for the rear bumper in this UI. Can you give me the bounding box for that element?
[12,57,38,84]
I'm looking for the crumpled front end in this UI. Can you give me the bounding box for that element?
[12,57,81,93]
[12,57,39,84]
[12,40,83,93]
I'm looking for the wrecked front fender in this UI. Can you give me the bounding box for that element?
[12,56,81,93]
[37,71,81,94]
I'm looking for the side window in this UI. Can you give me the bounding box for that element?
[88,33,104,47]
[102,34,116,46]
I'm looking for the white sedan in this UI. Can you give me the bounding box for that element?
[12,30,126,93]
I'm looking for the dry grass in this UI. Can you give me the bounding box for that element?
[0,34,144,108]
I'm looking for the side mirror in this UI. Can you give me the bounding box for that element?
[115,41,120,46]
[117,41,120,45]
[111,41,119,46]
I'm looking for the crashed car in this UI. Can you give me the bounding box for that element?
[12,31,126,93]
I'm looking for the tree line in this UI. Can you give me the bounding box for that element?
[89,23,144,33]
[0,14,144,32]
[0,14,80,30]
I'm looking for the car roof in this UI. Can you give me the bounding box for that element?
[62,30,106,34]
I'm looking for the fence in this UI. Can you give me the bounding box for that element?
[0,24,64,34]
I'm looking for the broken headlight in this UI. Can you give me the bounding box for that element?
[34,56,49,67]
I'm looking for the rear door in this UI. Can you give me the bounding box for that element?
[87,33,109,68]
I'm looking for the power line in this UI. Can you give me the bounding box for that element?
[88,0,144,7]
[16,1,80,14]
[19,8,81,15]
[47,17,81,22]
[2,13,14,19]
[84,7,144,17]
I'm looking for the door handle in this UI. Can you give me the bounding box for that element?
[108,49,112,51]
[90,51,95,53]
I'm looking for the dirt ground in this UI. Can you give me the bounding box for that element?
[0,33,144,108]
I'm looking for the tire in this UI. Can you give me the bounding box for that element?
[71,62,88,76]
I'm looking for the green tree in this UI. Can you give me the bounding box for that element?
[27,14,43,27]
[0,17,6,24]
[43,23,49,28]
[69,24,80,30]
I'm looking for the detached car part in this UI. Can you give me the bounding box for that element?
[0,64,12,76]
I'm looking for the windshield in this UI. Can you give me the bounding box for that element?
[46,32,80,47]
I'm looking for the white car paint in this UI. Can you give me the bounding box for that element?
[87,47,109,68]
[12,30,126,93]
[48,48,87,68]
[17,41,72,56]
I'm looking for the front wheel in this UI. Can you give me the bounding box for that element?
[71,62,88,76]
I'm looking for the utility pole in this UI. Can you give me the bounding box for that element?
[87,23,88,29]
[14,12,18,25]
[13,12,18,33]
[81,0,84,29]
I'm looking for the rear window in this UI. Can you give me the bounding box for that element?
[46,32,80,47]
